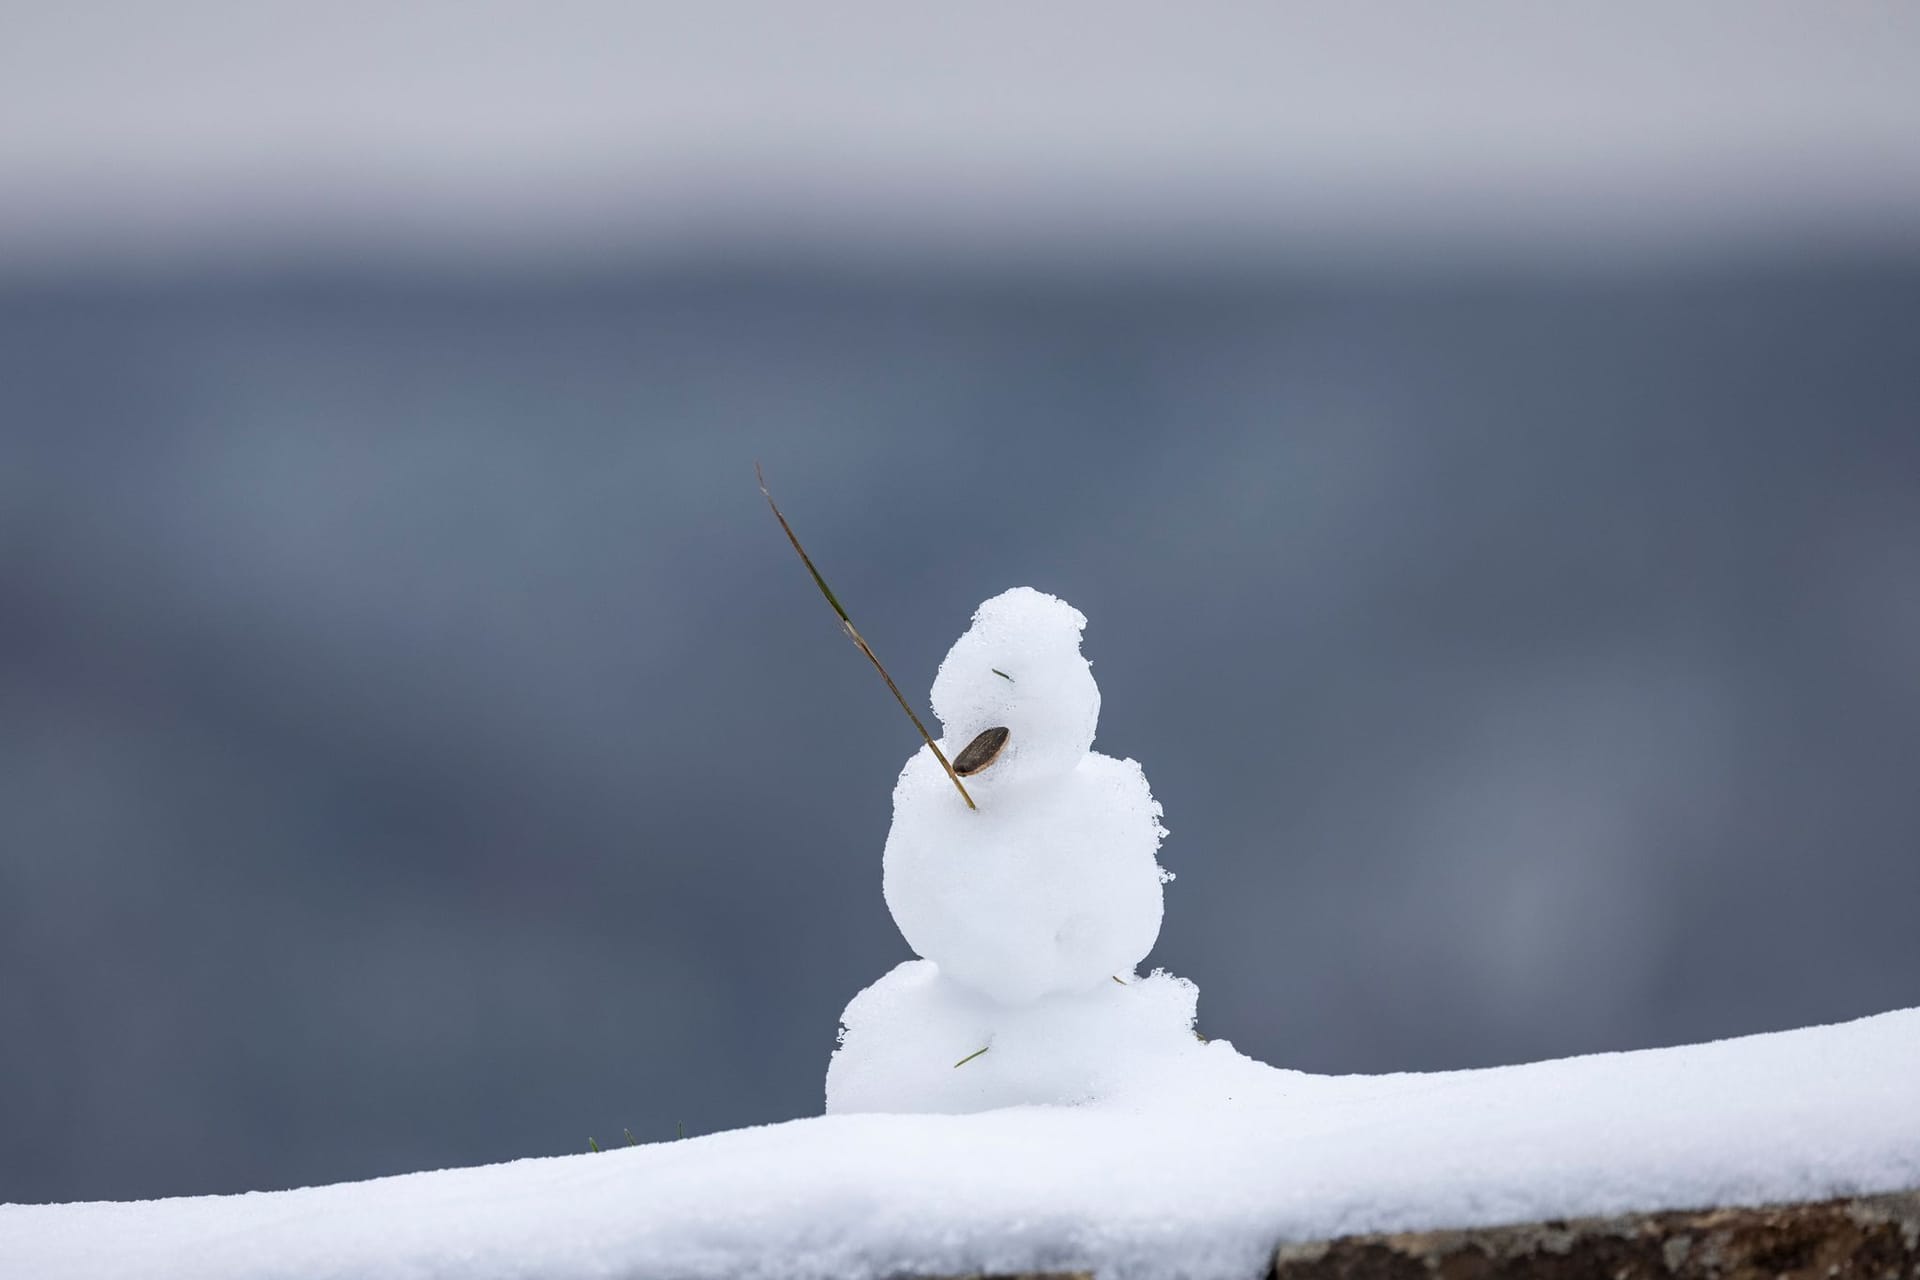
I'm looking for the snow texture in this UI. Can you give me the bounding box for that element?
[7,1008,1918,1280]
[882,588,1168,1007]
[827,962,1201,1114]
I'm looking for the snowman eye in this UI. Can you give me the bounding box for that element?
[953,726,1010,776]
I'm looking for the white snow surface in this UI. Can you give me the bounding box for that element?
[8,1007,1918,1280]
[884,588,1168,1007]
[827,963,1201,1114]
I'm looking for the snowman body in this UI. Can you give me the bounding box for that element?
[884,746,1165,1005]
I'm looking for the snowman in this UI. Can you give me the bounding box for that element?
[827,588,1196,1114]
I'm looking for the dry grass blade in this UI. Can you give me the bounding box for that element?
[756,464,975,811]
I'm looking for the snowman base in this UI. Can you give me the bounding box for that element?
[825,959,1203,1114]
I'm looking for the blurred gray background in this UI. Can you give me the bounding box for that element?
[3,1,1918,1205]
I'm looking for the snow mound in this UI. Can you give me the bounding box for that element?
[7,1008,1918,1280]
[825,961,1201,1114]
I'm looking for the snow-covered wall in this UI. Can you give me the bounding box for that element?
[4,1007,1916,1280]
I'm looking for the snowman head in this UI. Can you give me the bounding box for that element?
[929,587,1101,797]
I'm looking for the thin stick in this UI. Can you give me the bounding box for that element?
[757,464,975,810]
[953,1045,990,1069]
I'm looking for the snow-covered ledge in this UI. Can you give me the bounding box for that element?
[4,1008,1916,1280]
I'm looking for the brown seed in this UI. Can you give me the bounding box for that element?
[953,726,1011,776]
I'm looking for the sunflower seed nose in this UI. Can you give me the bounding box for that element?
[953,726,1010,776]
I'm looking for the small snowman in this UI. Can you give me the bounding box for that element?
[882,588,1170,1006]
[828,588,1196,1115]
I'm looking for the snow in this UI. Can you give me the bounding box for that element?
[926,588,1101,789]
[7,1007,1918,1280]
[827,963,1201,1114]
[883,588,1168,1008]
